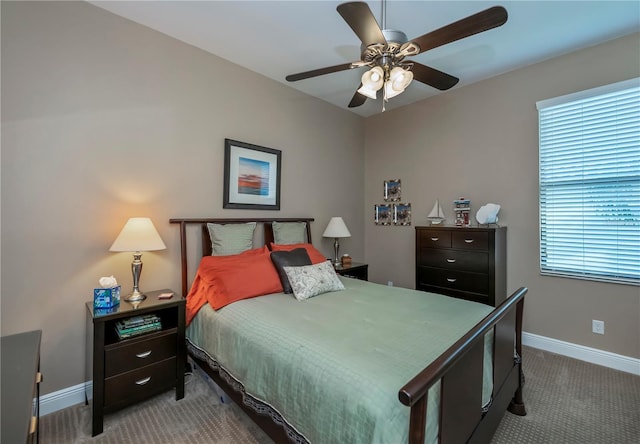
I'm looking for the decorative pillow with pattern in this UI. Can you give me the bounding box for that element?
[283,260,345,301]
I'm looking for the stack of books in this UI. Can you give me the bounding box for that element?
[115,314,162,340]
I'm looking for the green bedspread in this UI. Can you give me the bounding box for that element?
[187,277,493,444]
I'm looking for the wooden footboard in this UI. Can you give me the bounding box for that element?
[399,287,527,444]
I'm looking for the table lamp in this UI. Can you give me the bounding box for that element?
[110,217,166,302]
[322,217,351,266]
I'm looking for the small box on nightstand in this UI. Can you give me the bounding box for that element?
[93,286,121,308]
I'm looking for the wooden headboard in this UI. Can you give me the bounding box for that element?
[169,218,314,296]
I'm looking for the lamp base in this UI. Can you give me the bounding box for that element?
[124,290,146,303]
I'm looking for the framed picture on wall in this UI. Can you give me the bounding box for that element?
[393,203,412,226]
[374,204,393,225]
[223,139,281,210]
[384,179,401,201]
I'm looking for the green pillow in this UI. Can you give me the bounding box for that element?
[272,221,307,245]
[207,222,256,256]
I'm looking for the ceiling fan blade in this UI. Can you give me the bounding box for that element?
[348,85,368,108]
[286,63,356,82]
[411,6,508,54]
[410,62,459,90]
[337,2,387,47]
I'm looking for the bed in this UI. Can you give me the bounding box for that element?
[170,217,527,444]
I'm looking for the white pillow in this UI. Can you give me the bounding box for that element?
[283,261,345,301]
[207,222,256,256]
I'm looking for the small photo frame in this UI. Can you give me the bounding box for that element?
[374,204,393,225]
[384,179,401,202]
[223,139,281,210]
[393,203,412,226]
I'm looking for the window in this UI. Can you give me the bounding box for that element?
[537,78,640,285]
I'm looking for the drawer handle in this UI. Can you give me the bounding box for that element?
[29,416,37,434]
[136,350,152,359]
[464,239,475,243]
[430,237,440,241]
[135,376,152,386]
[36,372,43,383]
[447,278,457,283]
[446,259,456,263]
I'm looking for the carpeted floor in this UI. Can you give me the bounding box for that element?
[40,346,640,443]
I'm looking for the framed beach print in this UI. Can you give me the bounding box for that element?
[223,139,281,210]
[393,203,412,226]
[384,179,401,202]
[374,204,393,225]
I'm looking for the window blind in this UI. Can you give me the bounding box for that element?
[537,78,640,285]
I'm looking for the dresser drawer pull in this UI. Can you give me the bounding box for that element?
[136,350,152,359]
[29,416,37,434]
[464,239,475,243]
[446,259,456,263]
[447,278,457,283]
[430,237,440,241]
[135,376,152,386]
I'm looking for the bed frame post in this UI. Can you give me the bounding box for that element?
[177,220,188,297]
[508,297,526,416]
[408,397,428,444]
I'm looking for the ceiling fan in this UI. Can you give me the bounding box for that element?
[286,1,508,109]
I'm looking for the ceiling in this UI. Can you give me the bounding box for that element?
[90,1,640,117]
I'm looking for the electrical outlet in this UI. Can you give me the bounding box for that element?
[387,281,394,287]
[592,320,605,335]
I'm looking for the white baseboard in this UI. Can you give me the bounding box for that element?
[40,381,91,416]
[523,331,640,376]
[39,333,639,416]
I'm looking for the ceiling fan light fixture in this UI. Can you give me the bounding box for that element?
[358,66,384,98]
[384,67,413,99]
[361,66,384,88]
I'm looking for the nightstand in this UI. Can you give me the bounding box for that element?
[335,261,368,281]
[85,289,185,436]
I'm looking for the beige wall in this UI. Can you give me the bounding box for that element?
[364,33,640,359]
[1,1,365,394]
[2,1,638,398]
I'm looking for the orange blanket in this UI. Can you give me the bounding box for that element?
[185,246,283,325]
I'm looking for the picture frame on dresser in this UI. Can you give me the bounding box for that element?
[223,138,281,210]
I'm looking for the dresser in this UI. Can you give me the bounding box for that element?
[1,330,42,444]
[415,226,507,306]
[86,290,185,436]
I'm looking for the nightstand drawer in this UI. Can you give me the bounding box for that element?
[418,249,488,272]
[419,230,452,248]
[452,231,488,250]
[104,357,176,407]
[105,330,177,377]
[418,267,489,295]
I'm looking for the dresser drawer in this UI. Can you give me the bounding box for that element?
[105,330,177,377]
[418,248,488,273]
[104,357,176,408]
[419,230,452,248]
[452,231,488,250]
[417,267,489,295]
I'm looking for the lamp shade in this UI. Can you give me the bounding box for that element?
[322,217,351,238]
[109,217,166,252]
